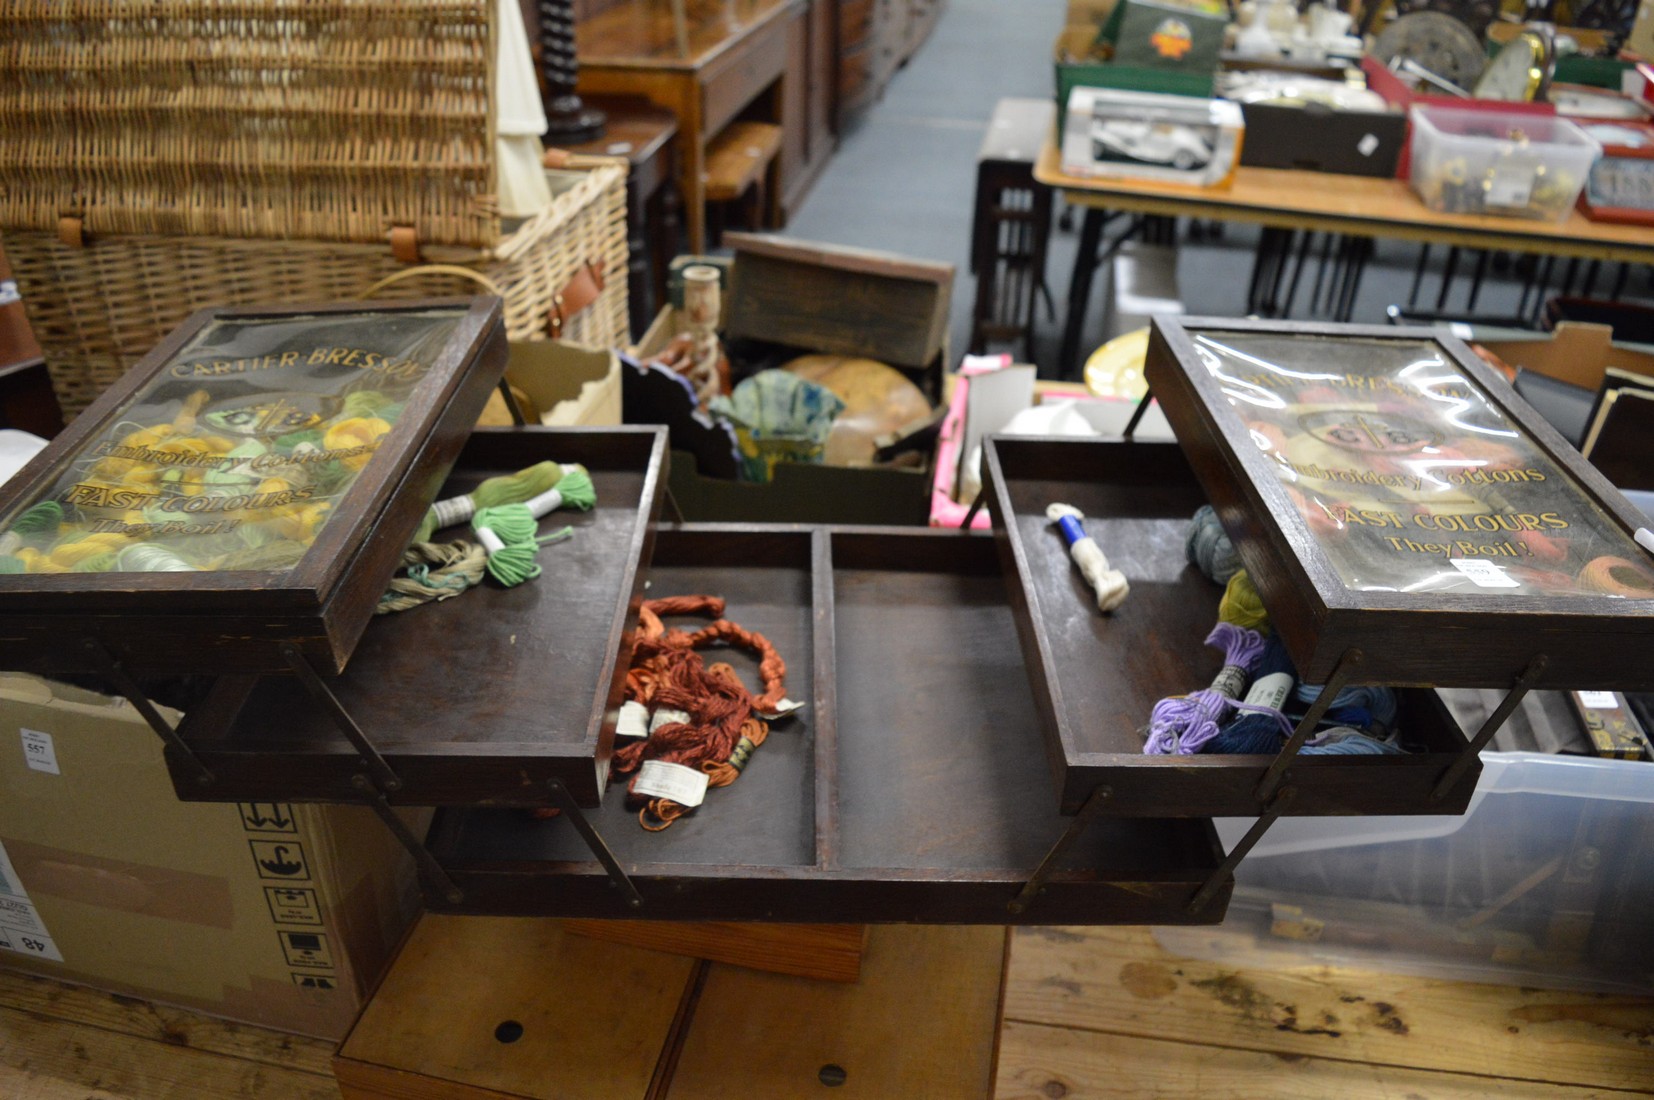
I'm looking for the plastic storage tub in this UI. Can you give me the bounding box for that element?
[1158,750,1654,995]
[1408,104,1601,222]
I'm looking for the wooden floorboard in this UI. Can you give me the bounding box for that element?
[1004,926,1654,1095]
[0,1002,338,1100]
[0,969,336,1076]
[994,1020,1638,1100]
[4,921,1653,1098]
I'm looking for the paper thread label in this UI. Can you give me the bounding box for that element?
[1210,663,1248,700]
[1243,671,1294,711]
[757,697,807,720]
[649,707,691,734]
[1450,558,1520,588]
[1486,166,1536,209]
[0,839,63,963]
[615,700,650,740]
[20,728,59,775]
[1578,691,1619,710]
[633,760,709,807]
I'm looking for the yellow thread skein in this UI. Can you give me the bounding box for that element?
[323,417,391,470]
[1218,569,1270,631]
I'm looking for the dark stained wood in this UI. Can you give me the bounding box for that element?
[0,298,508,676]
[985,436,1479,817]
[561,94,680,338]
[166,427,668,808]
[423,524,1232,924]
[0,357,63,438]
[722,232,952,372]
[1144,317,1654,691]
[576,0,821,254]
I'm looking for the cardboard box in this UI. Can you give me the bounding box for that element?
[1470,321,1654,393]
[477,339,622,428]
[1056,25,1216,109]
[0,673,422,1039]
[1236,98,1406,177]
[627,235,950,525]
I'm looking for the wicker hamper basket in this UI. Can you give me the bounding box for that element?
[0,2,630,418]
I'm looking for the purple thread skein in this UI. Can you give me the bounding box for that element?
[1143,621,1267,755]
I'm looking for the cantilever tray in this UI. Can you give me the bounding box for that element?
[165,427,667,807]
[1143,318,1654,691]
[422,525,1232,924]
[985,437,1477,817]
[0,299,508,676]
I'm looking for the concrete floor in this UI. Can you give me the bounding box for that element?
[779,1,1643,378]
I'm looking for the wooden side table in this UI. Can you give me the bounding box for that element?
[574,0,807,255]
[561,94,681,339]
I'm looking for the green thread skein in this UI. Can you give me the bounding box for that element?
[0,555,25,573]
[70,551,118,572]
[0,501,60,557]
[472,505,572,586]
[341,391,396,419]
[467,470,594,586]
[412,460,574,544]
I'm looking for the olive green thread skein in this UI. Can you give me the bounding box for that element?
[411,460,578,543]
[1218,569,1269,631]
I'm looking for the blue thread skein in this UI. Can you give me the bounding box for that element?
[1303,729,1406,755]
[1186,505,1243,585]
[1203,631,1298,755]
[1293,682,1398,734]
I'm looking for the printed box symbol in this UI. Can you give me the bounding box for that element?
[239,803,297,833]
[279,930,335,970]
[264,886,323,926]
[291,972,338,990]
[249,840,310,881]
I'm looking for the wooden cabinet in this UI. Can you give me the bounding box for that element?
[839,0,944,119]
[780,0,839,218]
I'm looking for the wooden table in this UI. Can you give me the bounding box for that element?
[577,0,825,255]
[1037,141,1654,370]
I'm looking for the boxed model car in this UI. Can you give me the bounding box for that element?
[1061,87,1244,187]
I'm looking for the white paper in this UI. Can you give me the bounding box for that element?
[650,707,691,734]
[633,760,709,807]
[0,923,63,963]
[1450,558,1521,588]
[1486,165,1535,210]
[616,700,650,740]
[20,728,58,775]
[757,698,807,720]
[0,839,62,962]
[1578,691,1619,710]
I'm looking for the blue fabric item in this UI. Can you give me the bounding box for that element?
[1294,682,1398,731]
[1302,729,1407,755]
[1185,504,1243,584]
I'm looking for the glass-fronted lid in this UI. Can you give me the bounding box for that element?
[1189,329,1654,599]
[0,308,464,575]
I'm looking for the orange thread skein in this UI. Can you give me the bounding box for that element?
[605,595,790,829]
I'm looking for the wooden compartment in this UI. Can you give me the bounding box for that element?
[166,427,667,807]
[1144,317,1654,691]
[0,299,507,676]
[423,525,1231,924]
[985,436,1478,818]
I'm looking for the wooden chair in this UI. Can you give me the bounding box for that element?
[702,121,783,245]
[970,98,1055,360]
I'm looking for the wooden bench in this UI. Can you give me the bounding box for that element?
[702,120,783,244]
